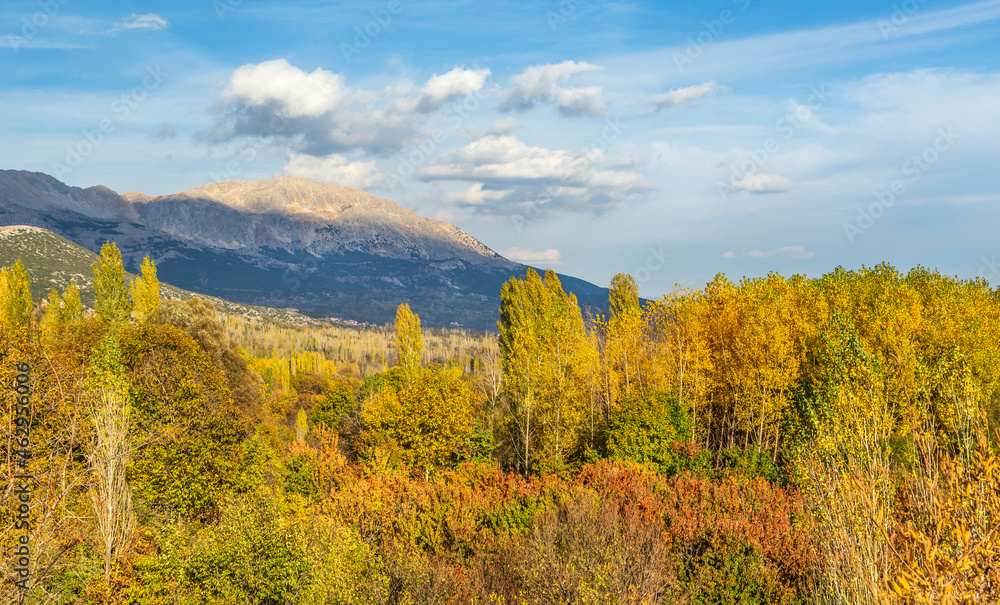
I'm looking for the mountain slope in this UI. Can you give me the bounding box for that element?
[0,170,608,329]
[0,225,320,324]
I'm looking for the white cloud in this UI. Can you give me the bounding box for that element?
[211,60,495,156]
[222,59,348,119]
[442,183,512,205]
[646,82,724,111]
[502,61,605,117]
[418,135,654,214]
[418,67,490,112]
[282,153,385,189]
[500,247,563,266]
[730,173,793,194]
[721,251,735,258]
[487,116,520,135]
[107,13,169,34]
[743,246,814,260]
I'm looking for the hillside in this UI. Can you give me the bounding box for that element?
[0,170,608,329]
[0,225,320,325]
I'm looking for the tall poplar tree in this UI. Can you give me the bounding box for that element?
[394,303,422,383]
[130,255,160,323]
[499,269,595,473]
[0,260,33,331]
[93,242,131,326]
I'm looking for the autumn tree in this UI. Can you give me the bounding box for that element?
[130,255,160,323]
[0,260,33,332]
[152,298,263,415]
[360,366,475,477]
[499,269,595,474]
[394,302,422,383]
[62,281,83,322]
[87,334,136,582]
[93,242,132,326]
[596,273,648,421]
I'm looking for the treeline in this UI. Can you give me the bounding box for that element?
[3,245,999,603]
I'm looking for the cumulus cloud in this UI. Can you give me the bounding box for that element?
[282,153,386,189]
[210,59,490,156]
[721,251,736,258]
[645,82,724,112]
[502,61,606,117]
[730,173,794,193]
[743,246,814,259]
[500,247,563,266]
[107,13,169,34]
[418,135,655,214]
[222,59,348,119]
[442,183,512,205]
[417,67,490,112]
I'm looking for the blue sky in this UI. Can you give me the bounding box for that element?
[3,0,1000,296]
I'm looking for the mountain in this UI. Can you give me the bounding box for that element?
[0,224,323,324]
[0,170,608,329]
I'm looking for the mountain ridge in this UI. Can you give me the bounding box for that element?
[0,170,608,329]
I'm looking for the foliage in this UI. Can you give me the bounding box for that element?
[360,366,476,475]
[395,302,423,383]
[130,255,160,323]
[92,241,132,326]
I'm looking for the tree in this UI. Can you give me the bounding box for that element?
[0,260,33,332]
[39,287,63,343]
[394,303,422,383]
[87,334,136,582]
[360,366,475,477]
[93,242,131,326]
[597,273,647,419]
[152,298,264,415]
[130,255,160,323]
[499,269,596,474]
[62,281,83,322]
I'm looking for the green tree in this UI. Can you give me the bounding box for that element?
[93,241,132,326]
[394,302,422,383]
[130,254,160,323]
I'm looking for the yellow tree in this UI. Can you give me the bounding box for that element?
[93,242,131,327]
[0,260,33,332]
[361,366,475,477]
[595,274,648,419]
[62,281,83,322]
[39,288,63,344]
[130,255,160,323]
[394,303,422,383]
[499,269,595,473]
[646,288,712,444]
